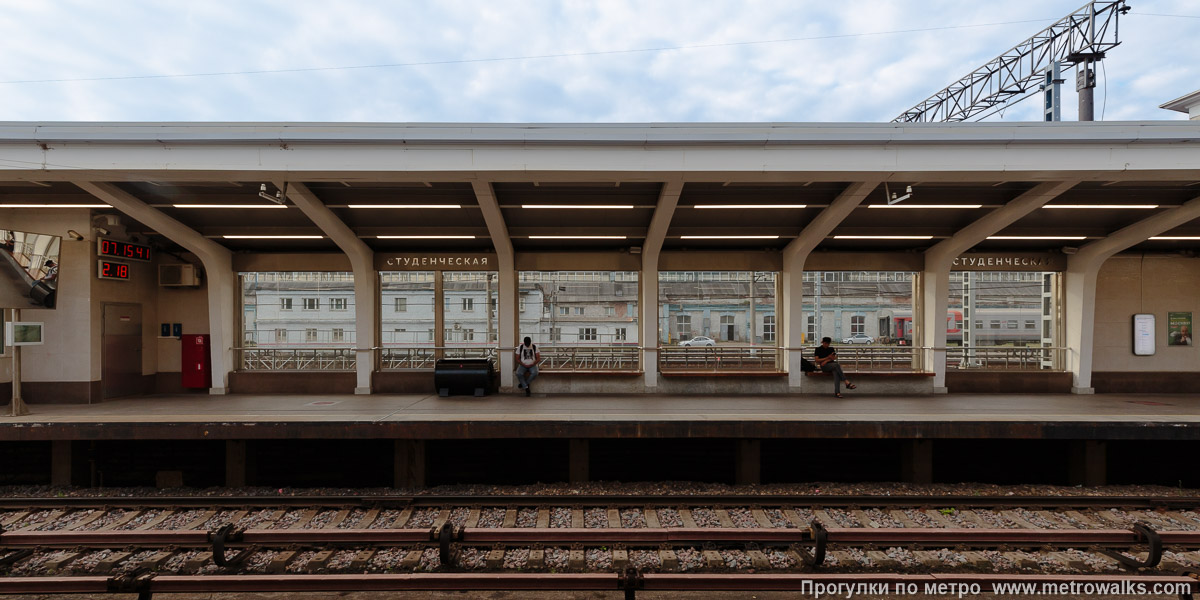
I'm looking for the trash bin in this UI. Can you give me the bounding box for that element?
[433,358,495,397]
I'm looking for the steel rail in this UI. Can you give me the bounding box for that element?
[0,573,1194,595]
[5,526,1200,548]
[1,494,1197,509]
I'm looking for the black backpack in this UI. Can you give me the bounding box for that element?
[800,357,817,372]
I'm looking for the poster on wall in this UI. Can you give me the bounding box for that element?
[1,229,61,309]
[1168,312,1193,346]
[1133,313,1155,356]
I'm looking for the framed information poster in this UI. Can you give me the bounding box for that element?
[1133,313,1155,356]
[1168,312,1192,346]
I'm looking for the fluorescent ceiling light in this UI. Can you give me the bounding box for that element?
[1150,236,1200,240]
[1043,204,1158,209]
[680,235,781,239]
[528,235,627,239]
[834,235,933,240]
[222,235,324,239]
[522,205,635,209]
[1,204,111,208]
[377,235,476,239]
[348,204,462,209]
[694,204,807,209]
[173,204,286,209]
[867,204,982,209]
[986,236,1087,240]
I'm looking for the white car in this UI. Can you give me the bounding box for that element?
[841,333,875,344]
[679,336,716,347]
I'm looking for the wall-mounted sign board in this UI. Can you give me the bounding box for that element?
[1133,313,1155,356]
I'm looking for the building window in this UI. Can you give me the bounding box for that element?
[330,298,348,311]
[550,327,562,342]
[763,316,776,342]
[579,327,597,341]
[395,298,407,312]
[332,328,345,342]
[559,306,569,315]
[606,306,616,316]
[302,298,319,311]
[462,298,474,312]
[676,314,692,340]
[573,307,584,315]
[519,297,527,312]
[615,327,627,341]
[807,316,816,341]
[280,298,293,311]
[305,328,318,342]
[851,315,865,335]
[275,328,287,342]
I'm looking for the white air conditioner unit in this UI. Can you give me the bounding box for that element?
[159,264,201,287]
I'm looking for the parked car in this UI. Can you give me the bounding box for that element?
[841,333,875,344]
[679,336,716,347]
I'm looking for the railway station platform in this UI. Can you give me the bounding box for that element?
[2,392,1198,490]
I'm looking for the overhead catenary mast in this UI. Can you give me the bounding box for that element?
[894,1,1130,123]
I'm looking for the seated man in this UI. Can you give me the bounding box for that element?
[813,336,856,398]
[514,336,541,396]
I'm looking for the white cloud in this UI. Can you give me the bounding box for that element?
[0,0,1194,123]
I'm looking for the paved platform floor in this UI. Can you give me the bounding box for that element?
[3,392,1199,425]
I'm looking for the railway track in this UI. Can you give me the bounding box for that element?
[3,495,1200,598]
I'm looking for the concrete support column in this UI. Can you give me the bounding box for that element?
[735,439,761,485]
[77,182,237,394]
[781,180,879,392]
[920,181,1078,392]
[394,439,426,488]
[641,182,682,390]
[569,439,589,483]
[901,440,933,484]
[285,183,378,394]
[1063,195,1200,393]
[473,183,517,388]
[51,440,72,486]
[1068,440,1106,486]
[225,440,247,487]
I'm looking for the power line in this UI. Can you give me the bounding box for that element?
[0,18,1059,85]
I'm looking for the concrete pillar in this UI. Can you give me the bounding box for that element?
[76,182,237,394]
[473,183,517,388]
[225,440,247,487]
[569,439,589,484]
[1063,195,1200,393]
[735,439,761,485]
[920,181,1078,392]
[394,439,426,488]
[51,440,72,486]
[782,181,880,392]
[641,182,682,390]
[901,440,933,484]
[1068,440,1106,486]
[285,183,378,394]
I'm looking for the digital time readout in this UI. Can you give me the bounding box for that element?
[97,238,152,262]
[97,260,130,280]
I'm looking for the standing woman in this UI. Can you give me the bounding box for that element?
[812,337,856,398]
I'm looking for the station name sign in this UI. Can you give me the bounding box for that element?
[952,253,1065,271]
[377,254,495,271]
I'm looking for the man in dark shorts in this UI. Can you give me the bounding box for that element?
[812,336,856,398]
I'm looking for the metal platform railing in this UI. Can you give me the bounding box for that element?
[379,346,497,370]
[946,346,1066,370]
[238,347,357,371]
[801,345,921,372]
[658,345,782,372]
[538,345,640,372]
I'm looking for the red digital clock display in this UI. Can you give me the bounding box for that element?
[98,238,152,262]
[98,260,130,280]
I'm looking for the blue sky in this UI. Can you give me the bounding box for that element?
[0,0,1196,123]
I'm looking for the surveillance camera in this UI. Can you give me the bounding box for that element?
[94,227,110,236]
[260,183,267,193]
[66,229,84,241]
[905,186,913,194]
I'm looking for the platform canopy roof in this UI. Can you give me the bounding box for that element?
[1,121,1198,254]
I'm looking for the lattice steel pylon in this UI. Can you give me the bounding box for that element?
[893,1,1129,123]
